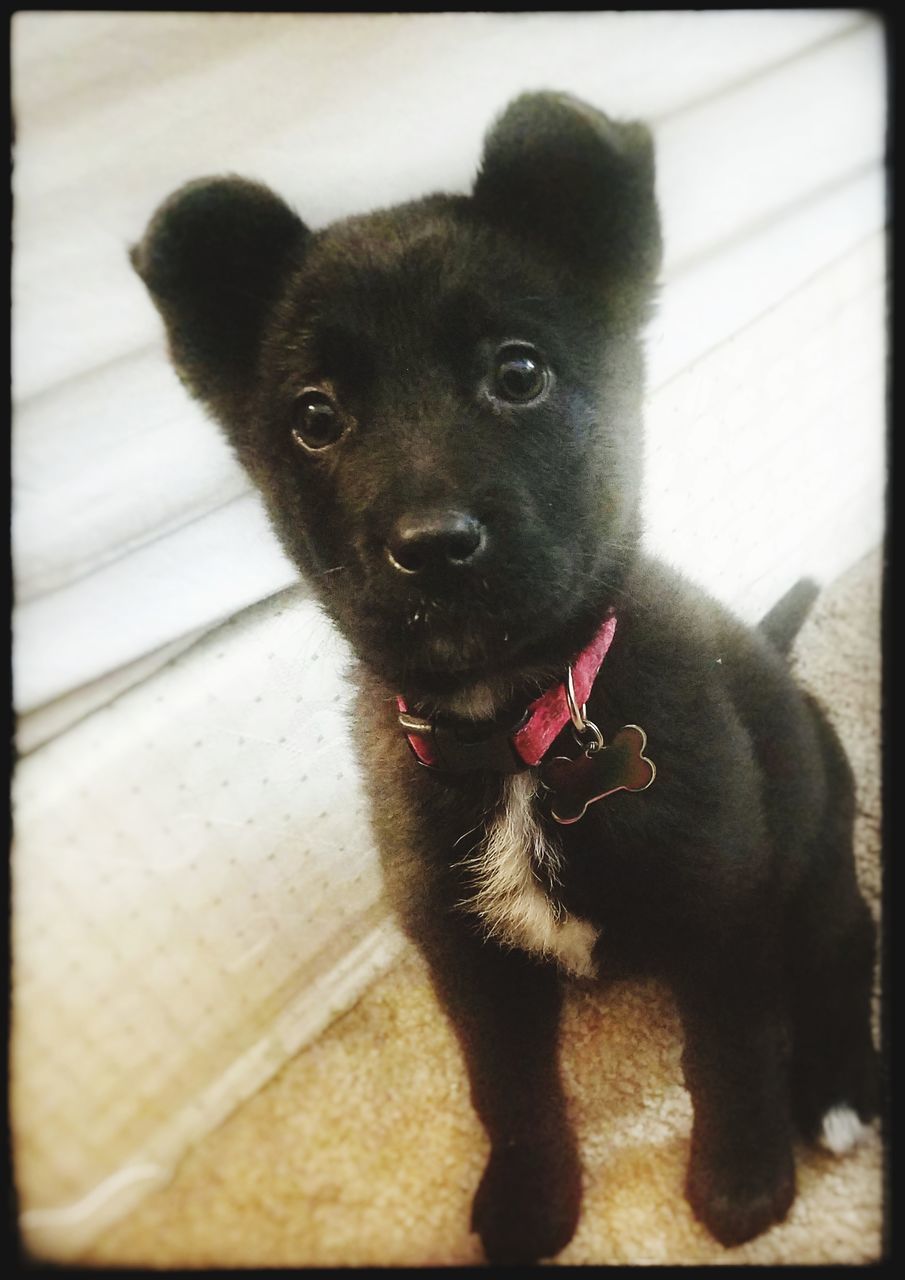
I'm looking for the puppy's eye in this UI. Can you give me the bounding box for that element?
[291,389,348,453]
[492,344,549,405]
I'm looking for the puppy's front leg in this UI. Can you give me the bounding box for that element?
[415,911,581,1264]
[674,958,796,1248]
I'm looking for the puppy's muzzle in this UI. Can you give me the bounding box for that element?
[386,508,487,577]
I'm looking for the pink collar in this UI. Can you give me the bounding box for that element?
[397,612,617,773]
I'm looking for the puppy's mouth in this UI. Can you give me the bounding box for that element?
[400,606,511,685]
[390,588,591,703]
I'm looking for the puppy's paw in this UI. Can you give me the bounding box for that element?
[792,1042,881,1146]
[470,1137,582,1265]
[685,1140,796,1248]
[818,1104,871,1155]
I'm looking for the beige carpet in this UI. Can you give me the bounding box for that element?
[81,550,885,1267]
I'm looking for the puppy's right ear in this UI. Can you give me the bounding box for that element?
[131,176,308,421]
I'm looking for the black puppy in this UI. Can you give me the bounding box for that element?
[132,93,879,1263]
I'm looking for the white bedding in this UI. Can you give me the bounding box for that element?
[14,590,405,1250]
[11,10,887,1259]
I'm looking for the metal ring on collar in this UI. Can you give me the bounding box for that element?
[565,666,588,733]
[565,666,605,754]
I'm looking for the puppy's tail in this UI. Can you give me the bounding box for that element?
[758,577,820,656]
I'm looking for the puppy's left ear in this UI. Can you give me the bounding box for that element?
[473,92,661,300]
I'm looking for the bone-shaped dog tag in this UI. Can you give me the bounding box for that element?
[541,725,655,825]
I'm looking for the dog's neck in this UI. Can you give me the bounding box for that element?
[397,612,618,776]
[429,673,548,724]
[403,592,626,727]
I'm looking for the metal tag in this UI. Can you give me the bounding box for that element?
[541,724,655,825]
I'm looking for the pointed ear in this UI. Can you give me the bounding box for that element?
[131,176,308,418]
[472,93,661,303]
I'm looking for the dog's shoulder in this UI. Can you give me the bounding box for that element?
[593,556,833,869]
[611,555,812,714]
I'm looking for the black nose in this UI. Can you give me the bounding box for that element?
[386,509,487,576]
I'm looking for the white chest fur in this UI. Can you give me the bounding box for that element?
[459,772,599,979]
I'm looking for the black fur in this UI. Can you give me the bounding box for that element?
[132,92,878,1262]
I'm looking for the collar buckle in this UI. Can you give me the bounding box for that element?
[399,710,529,774]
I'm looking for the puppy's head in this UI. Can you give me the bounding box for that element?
[132,93,661,706]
